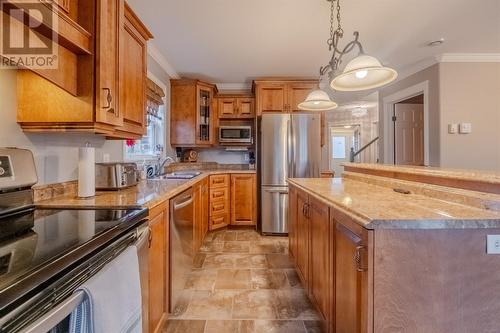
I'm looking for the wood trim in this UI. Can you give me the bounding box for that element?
[124,2,153,39]
[344,166,500,195]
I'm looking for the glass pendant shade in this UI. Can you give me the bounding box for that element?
[298,89,338,111]
[330,55,398,91]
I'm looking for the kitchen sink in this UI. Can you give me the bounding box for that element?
[154,171,202,180]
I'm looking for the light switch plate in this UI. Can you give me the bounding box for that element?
[487,235,500,254]
[459,123,472,134]
[448,124,458,134]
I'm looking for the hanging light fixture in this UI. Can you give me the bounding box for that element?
[298,87,338,111]
[315,0,397,92]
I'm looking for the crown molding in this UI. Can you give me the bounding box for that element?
[436,53,500,63]
[147,42,180,79]
[216,83,252,91]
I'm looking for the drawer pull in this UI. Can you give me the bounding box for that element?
[213,191,224,198]
[213,204,224,211]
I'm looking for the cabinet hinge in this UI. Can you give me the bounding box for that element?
[392,116,397,122]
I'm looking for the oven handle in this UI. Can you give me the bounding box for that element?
[20,291,85,333]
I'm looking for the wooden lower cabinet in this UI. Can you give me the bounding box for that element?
[288,186,298,259]
[333,210,371,333]
[295,189,310,286]
[193,178,209,251]
[209,174,230,230]
[290,184,372,333]
[230,174,256,226]
[148,201,169,333]
[308,196,331,321]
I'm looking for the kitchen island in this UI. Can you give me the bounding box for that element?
[288,164,500,333]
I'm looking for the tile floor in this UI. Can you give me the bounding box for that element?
[163,228,325,333]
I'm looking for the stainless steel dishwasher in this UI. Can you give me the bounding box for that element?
[169,188,194,312]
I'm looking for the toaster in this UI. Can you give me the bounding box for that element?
[95,163,139,190]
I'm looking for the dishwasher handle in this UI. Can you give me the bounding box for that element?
[173,195,193,211]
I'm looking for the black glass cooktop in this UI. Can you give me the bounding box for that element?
[0,207,147,312]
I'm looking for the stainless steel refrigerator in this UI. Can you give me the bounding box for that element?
[259,113,321,234]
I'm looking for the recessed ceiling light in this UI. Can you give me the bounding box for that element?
[427,38,445,47]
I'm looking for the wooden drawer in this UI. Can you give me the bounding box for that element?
[209,174,229,188]
[210,199,229,216]
[210,213,230,230]
[210,187,228,202]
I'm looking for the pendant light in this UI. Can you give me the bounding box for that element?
[298,89,338,111]
[331,55,398,91]
[302,0,397,103]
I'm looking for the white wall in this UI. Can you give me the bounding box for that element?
[377,61,500,171]
[439,62,500,170]
[197,149,248,164]
[378,64,441,166]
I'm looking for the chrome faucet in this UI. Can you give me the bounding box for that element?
[155,156,175,176]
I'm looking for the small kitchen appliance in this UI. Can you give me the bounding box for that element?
[219,125,253,144]
[95,162,139,190]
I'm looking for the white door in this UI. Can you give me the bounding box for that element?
[329,128,356,177]
[394,103,424,165]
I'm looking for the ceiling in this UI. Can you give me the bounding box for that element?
[127,0,500,86]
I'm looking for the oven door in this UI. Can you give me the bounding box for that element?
[219,126,252,143]
[1,224,149,333]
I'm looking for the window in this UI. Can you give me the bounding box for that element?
[125,76,166,160]
[332,136,346,159]
[125,105,165,158]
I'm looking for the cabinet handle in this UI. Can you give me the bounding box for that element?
[302,203,310,218]
[148,227,153,248]
[102,88,112,109]
[355,245,367,272]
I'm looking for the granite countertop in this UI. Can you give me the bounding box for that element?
[35,170,256,210]
[287,177,500,230]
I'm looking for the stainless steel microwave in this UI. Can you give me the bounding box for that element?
[219,126,253,144]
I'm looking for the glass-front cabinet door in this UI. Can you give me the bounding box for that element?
[196,85,212,145]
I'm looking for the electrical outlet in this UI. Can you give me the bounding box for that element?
[459,123,472,134]
[103,153,110,163]
[487,235,500,254]
[448,124,458,134]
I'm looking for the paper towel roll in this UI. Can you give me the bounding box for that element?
[78,146,95,198]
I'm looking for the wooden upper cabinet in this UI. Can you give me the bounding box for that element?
[238,98,255,118]
[171,79,217,147]
[256,83,287,114]
[288,82,316,112]
[334,212,371,333]
[16,0,153,139]
[218,98,238,118]
[217,96,255,119]
[254,79,317,115]
[95,0,123,127]
[115,3,153,137]
[230,174,256,226]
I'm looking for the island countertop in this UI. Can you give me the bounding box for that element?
[35,170,256,210]
[287,176,500,230]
